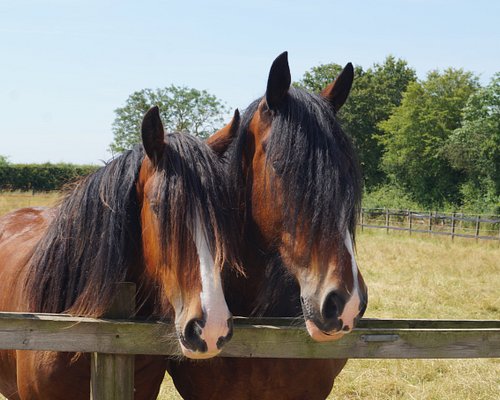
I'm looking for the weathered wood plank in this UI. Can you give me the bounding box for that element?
[0,313,498,359]
[234,317,500,329]
[222,324,500,359]
[0,312,180,355]
[91,354,134,400]
[91,283,136,400]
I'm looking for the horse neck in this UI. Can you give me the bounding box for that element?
[224,227,301,318]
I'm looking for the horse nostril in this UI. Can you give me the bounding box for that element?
[183,318,207,353]
[322,291,344,322]
[216,317,234,349]
[184,318,203,341]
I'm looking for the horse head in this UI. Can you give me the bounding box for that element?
[211,52,368,341]
[138,106,239,358]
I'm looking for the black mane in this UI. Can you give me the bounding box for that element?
[147,133,242,313]
[25,134,240,318]
[26,146,144,316]
[232,86,362,262]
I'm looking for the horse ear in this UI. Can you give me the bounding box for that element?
[141,106,165,164]
[266,51,291,111]
[321,62,354,112]
[206,109,240,156]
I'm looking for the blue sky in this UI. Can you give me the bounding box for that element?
[1,0,499,164]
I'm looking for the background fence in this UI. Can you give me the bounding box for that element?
[360,208,500,241]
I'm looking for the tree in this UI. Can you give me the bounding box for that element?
[110,85,228,153]
[445,73,500,212]
[296,56,416,188]
[379,69,480,207]
[298,63,346,93]
[0,155,9,167]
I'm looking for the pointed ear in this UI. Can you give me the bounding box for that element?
[206,109,240,156]
[266,51,291,111]
[321,62,354,112]
[141,106,165,164]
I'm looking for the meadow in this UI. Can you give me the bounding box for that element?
[0,191,60,216]
[1,193,498,399]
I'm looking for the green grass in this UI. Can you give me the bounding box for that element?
[0,193,499,399]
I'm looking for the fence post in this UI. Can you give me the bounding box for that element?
[409,210,413,236]
[475,216,480,241]
[428,211,433,235]
[451,212,456,241]
[90,282,135,400]
[385,208,390,234]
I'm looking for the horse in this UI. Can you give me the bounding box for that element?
[167,52,368,399]
[0,106,241,399]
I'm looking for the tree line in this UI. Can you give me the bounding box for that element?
[296,57,499,214]
[107,57,499,213]
[2,57,498,213]
[0,162,98,192]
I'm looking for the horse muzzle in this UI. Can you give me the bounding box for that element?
[301,289,367,342]
[178,316,233,359]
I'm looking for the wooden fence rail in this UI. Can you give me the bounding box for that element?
[360,208,500,241]
[0,282,498,398]
[0,312,498,359]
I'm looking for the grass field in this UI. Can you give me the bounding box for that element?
[1,193,499,399]
[0,191,60,216]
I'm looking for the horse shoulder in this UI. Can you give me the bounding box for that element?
[0,207,55,309]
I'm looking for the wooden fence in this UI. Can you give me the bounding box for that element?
[360,208,500,241]
[1,283,499,398]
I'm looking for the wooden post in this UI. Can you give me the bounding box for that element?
[409,210,413,236]
[91,282,135,400]
[428,211,433,235]
[385,208,390,234]
[475,216,480,241]
[451,212,456,241]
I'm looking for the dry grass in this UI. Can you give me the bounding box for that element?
[354,230,499,321]
[0,191,59,216]
[327,230,500,400]
[331,358,499,400]
[0,193,498,398]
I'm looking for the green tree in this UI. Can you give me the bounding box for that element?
[298,63,346,93]
[379,69,480,207]
[296,56,416,188]
[0,155,9,166]
[445,73,500,212]
[110,85,228,153]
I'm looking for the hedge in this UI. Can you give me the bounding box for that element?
[0,163,100,192]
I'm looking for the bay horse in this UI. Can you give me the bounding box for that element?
[0,106,240,399]
[168,52,368,399]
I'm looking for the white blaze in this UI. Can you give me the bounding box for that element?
[339,229,362,331]
[193,217,231,354]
